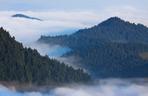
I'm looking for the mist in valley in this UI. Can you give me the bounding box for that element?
[25,42,71,58]
[1,79,148,96]
[0,1,148,95]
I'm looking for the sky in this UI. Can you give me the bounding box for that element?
[0,0,147,43]
[0,0,148,12]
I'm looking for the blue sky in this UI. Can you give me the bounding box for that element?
[0,0,147,12]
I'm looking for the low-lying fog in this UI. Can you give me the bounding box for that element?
[1,79,148,96]
[26,42,71,58]
[26,42,84,70]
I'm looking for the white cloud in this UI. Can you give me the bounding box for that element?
[0,11,101,44]
[1,79,148,96]
[99,5,148,25]
[0,8,147,44]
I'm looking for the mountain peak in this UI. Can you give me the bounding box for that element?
[99,17,126,26]
[107,16,122,21]
[12,14,42,21]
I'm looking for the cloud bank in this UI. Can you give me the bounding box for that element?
[0,79,148,96]
[0,11,100,44]
[26,42,71,58]
[0,8,148,44]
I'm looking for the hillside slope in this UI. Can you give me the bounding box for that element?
[0,27,90,85]
[38,17,148,78]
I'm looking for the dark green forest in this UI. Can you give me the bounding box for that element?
[0,27,90,85]
[39,17,148,78]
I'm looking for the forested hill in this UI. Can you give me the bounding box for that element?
[38,17,148,78]
[0,27,90,85]
[39,17,148,45]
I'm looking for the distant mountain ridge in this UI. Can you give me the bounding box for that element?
[39,17,148,45]
[38,17,148,78]
[70,17,148,43]
[12,14,42,21]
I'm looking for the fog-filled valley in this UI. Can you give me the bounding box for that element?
[1,16,148,95]
[1,79,148,96]
[0,0,148,95]
[25,42,71,58]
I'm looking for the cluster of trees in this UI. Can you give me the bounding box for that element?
[69,42,148,78]
[0,27,90,85]
[39,17,148,78]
